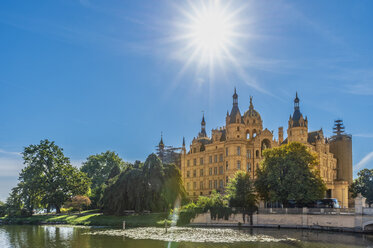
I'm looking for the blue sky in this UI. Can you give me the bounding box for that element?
[0,0,373,201]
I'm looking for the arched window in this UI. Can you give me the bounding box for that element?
[261,139,271,155]
[256,150,259,158]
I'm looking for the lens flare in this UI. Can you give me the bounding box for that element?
[174,0,246,75]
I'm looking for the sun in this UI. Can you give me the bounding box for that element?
[175,0,244,72]
[188,3,233,59]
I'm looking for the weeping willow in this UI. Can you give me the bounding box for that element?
[101,154,186,215]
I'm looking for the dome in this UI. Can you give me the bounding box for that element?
[244,97,261,120]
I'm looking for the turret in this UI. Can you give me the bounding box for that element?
[287,92,308,143]
[198,113,208,139]
[278,127,284,144]
[226,88,245,140]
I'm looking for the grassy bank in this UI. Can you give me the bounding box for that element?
[0,211,169,227]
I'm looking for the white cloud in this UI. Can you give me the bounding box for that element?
[354,133,373,138]
[354,151,373,172]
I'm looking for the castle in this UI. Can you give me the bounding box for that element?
[179,89,353,208]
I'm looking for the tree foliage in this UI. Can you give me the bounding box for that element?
[8,139,91,214]
[0,200,6,217]
[101,153,186,215]
[226,171,257,223]
[80,151,125,208]
[350,168,373,207]
[255,142,326,207]
[64,195,91,213]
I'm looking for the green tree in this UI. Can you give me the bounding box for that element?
[255,142,326,207]
[350,169,373,207]
[0,200,6,217]
[101,153,186,215]
[226,171,257,224]
[20,139,91,213]
[64,195,91,213]
[80,151,125,208]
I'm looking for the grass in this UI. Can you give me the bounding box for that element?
[0,210,170,227]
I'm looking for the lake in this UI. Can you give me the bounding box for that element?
[1,225,373,248]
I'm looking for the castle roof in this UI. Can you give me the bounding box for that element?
[244,96,261,119]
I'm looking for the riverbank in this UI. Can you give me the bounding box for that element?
[0,211,169,227]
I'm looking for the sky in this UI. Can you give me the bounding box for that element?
[0,0,373,201]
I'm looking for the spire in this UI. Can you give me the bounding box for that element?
[294,92,300,111]
[182,137,185,147]
[233,87,238,106]
[159,132,164,149]
[249,96,254,110]
[199,113,207,137]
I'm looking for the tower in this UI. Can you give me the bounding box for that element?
[329,120,353,184]
[198,114,207,138]
[226,88,244,140]
[287,92,308,143]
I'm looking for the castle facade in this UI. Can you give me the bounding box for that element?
[180,89,352,208]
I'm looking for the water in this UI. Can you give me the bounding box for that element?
[1,225,373,248]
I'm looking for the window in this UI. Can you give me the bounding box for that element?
[200,169,204,177]
[187,171,190,177]
[237,160,241,169]
[237,127,240,131]
[200,158,204,165]
[226,161,229,170]
[193,182,197,190]
[200,181,204,190]
[193,158,197,166]
[256,150,259,158]
[247,162,251,172]
[219,154,223,162]
[237,146,241,155]
[226,176,229,184]
[193,148,196,153]
[187,182,190,190]
[209,168,213,175]
[219,166,224,174]
[214,167,218,175]
[214,155,218,163]
[193,170,196,177]
[209,180,212,189]
[226,148,228,156]
[209,156,212,164]
[219,180,224,188]
[248,150,251,159]
[214,180,218,189]
[187,160,190,167]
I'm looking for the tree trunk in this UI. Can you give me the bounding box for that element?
[56,206,61,214]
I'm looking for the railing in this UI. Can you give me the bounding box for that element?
[258,208,355,215]
[363,208,373,215]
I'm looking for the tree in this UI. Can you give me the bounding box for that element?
[101,153,186,215]
[0,201,6,217]
[80,151,125,208]
[350,169,373,207]
[64,195,91,213]
[226,171,257,224]
[255,142,326,207]
[19,139,91,213]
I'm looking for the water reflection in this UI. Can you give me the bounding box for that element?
[1,225,373,248]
